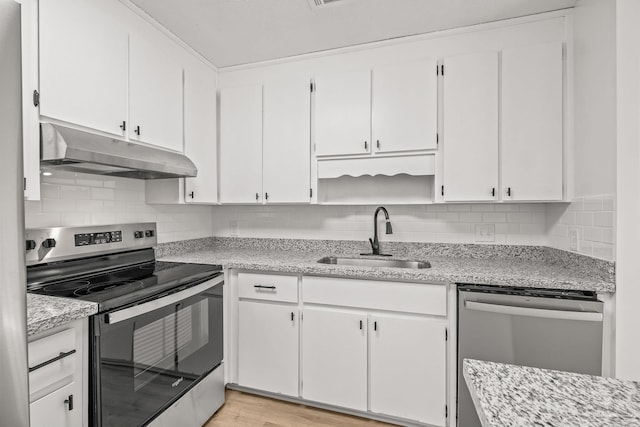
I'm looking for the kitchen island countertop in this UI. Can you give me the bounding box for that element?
[463,359,640,427]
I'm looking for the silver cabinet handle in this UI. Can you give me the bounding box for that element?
[465,301,603,322]
[254,285,276,290]
[29,349,76,372]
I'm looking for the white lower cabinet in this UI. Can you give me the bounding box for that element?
[370,313,447,426]
[28,318,87,427]
[30,381,82,427]
[238,300,299,396]
[234,273,449,426]
[301,307,368,411]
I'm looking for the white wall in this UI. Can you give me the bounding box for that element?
[572,0,617,197]
[24,171,214,243]
[614,0,640,381]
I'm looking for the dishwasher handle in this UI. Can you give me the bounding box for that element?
[464,301,603,322]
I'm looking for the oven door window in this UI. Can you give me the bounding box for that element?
[96,282,222,427]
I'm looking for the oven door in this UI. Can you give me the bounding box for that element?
[92,275,223,427]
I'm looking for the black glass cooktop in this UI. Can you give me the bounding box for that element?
[28,258,222,312]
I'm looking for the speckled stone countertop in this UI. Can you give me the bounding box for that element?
[463,359,640,427]
[27,293,98,336]
[159,243,615,292]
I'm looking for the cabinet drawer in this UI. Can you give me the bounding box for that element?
[302,276,446,316]
[30,381,82,427]
[28,328,77,399]
[238,272,298,303]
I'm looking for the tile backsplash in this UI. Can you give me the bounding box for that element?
[547,194,616,261]
[210,203,549,246]
[24,171,214,243]
[23,172,616,262]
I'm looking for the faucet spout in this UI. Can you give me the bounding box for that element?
[363,206,393,256]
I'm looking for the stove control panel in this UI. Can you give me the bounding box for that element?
[25,223,157,266]
[75,230,122,246]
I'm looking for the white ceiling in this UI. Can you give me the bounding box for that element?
[130,0,576,68]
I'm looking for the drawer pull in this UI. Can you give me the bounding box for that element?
[28,349,76,373]
[254,285,276,290]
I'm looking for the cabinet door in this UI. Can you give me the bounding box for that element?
[443,51,499,201]
[39,0,127,136]
[30,381,82,427]
[502,42,564,201]
[238,301,298,396]
[263,79,311,203]
[372,59,437,152]
[129,21,183,152]
[314,70,371,156]
[219,85,263,204]
[302,307,367,411]
[370,314,447,426]
[184,59,218,204]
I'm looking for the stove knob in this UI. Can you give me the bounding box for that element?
[134,231,144,239]
[42,238,57,249]
[145,230,154,237]
[26,240,36,250]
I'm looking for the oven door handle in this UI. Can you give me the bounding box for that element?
[105,275,223,325]
[464,301,603,322]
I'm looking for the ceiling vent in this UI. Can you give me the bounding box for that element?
[307,0,347,9]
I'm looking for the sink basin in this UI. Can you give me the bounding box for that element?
[317,256,431,269]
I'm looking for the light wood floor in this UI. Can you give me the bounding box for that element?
[204,390,395,427]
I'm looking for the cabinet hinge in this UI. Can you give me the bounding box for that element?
[33,90,39,107]
[441,185,444,197]
[310,188,313,198]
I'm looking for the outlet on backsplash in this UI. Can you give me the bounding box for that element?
[475,224,495,243]
[569,227,579,251]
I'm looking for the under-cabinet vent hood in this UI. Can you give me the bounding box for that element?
[40,123,197,179]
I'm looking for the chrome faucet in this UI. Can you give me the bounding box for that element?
[363,206,393,256]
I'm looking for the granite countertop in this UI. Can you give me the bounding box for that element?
[160,247,614,292]
[463,359,640,427]
[27,293,98,336]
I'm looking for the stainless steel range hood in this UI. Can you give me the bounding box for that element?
[40,123,197,179]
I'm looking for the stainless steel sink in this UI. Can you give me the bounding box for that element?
[317,256,431,269]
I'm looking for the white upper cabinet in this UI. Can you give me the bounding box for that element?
[39,0,128,136]
[263,80,311,203]
[502,42,564,201]
[128,20,183,152]
[372,59,438,153]
[314,70,372,156]
[219,85,263,204]
[183,59,218,203]
[443,51,499,201]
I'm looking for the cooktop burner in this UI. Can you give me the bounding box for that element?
[28,258,223,312]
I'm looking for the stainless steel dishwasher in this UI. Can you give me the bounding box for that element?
[457,284,604,427]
